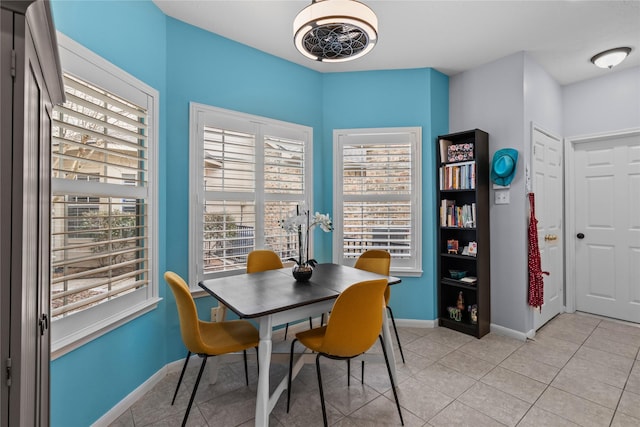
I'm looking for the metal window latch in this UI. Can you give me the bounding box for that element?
[39,313,49,335]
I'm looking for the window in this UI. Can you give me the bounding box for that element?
[50,34,159,356]
[190,103,313,287]
[333,127,422,276]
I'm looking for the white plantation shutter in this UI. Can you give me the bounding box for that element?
[334,128,422,275]
[190,104,312,286]
[51,73,150,318]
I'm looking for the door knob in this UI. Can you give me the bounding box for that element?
[576,233,585,239]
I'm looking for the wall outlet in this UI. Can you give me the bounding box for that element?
[495,190,510,205]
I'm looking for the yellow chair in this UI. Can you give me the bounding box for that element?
[286,279,404,426]
[247,249,313,339]
[165,271,259,427]
[355,249,405,363]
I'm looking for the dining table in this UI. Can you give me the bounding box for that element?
[199,263,401,427]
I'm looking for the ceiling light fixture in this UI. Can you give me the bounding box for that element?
[590,47,632,69]
[293,0,378,63]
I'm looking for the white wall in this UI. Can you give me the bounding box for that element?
[451,52,564,336]
[564,66,640,137]
[450,52,530,334]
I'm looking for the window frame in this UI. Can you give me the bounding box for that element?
[189,103,313,290]
[332,127,423,276]
[51,33,160,359]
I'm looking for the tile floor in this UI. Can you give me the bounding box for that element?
[110,312,640,426]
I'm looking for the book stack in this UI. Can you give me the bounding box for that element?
[439,162,476,190]
[440,200,476,228]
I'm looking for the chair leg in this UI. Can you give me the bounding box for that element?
[347,359,350,386]
[315,353,328,427]
[255,346,259,375]
[361,360,364,384]
[171,351,191,405]
[309,316,313,329]
[387,306,405,363]
[320,313,324,326]
[243,349,249,385]
[284,322,289,340]
[286,339,298,413]
[379,336,404,426]
[182,355,208,427]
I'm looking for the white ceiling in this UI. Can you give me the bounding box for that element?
[153,0,640,86]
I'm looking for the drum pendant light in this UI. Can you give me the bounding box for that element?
[293,0,378,63]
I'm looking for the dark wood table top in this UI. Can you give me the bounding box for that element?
[199,263,400,319]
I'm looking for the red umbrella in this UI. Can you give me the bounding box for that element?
[528,192,549,310]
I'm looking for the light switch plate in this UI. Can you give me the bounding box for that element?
[495,190,510,204]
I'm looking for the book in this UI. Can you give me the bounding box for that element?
[460,276,477,284]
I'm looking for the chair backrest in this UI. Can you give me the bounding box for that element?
[164,271,206,354]
[247,249,284,273]
[354,250,391,303]
[319,279,387,357]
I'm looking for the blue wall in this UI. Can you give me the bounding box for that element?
[50,1,448,425]
[51,1,168,426]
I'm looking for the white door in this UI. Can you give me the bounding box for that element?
[573,132,640,323]
[532,127,564,329]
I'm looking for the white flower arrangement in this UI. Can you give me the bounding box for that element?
[280,205,333,267]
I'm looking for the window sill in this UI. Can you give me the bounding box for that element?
[391,269,423,278]
[51,297,161,360]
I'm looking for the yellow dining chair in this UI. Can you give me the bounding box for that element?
[165,271,259,427]
[247,249,313,340]
[286,279,404,426]
[355,249,405,363]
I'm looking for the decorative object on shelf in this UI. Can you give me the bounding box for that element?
[527,192,549,309]
[447,143,474,162]
[456,291,465,310]
[468,241,477,257]
[293,0,378,63]
[449,270,467,280]
[447,239,459,254]
[280,204,333,282]
[490,148,518,186]
[469,304,478,324]
[448,306,462,322]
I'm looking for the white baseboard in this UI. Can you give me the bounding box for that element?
[90,359,184,427]
[395,318,436,328]
[490,323,533,341]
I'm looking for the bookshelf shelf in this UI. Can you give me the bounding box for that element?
[436,129,490,338]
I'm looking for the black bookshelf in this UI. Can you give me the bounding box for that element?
[436,129,490,338]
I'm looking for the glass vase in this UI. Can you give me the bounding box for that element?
[292,263,313,282]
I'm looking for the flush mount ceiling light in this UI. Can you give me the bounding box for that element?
[590,47,632,69]
[293,0,378,63]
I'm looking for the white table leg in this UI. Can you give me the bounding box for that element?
[255,316,273,427]
[381,306,397,383]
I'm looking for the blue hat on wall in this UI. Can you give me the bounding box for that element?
[491,148,518,186]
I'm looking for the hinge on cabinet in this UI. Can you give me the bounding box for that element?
[5,357,11,387]
[10,49,16,78]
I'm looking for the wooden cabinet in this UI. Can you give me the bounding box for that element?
[436,129,490,338]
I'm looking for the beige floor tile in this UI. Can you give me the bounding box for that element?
[536,387,614,427]
[625,362,640,394]
[429,401,505,427]
[558,312,603,327]
[480,366,546,404]
[438,350,497,380]
[550,368,623,409]
[517,406,580,427]
[617,390,640,419]
[611,411,640,427]
[597,319,640,336]
[574,346,635,375]
[332,394,423,426]
[414,362,476,399]
[529,333,581,354]
[405,335,457,360]
[428,327,475,349]
[457,382,530,426]
[511,341,574,369]
[582,334,639,359]
[561,356,629,389]
[499,352,560,384]
[590,326,640,348]
[457,334,523,365]
[392,377,453,422]
[536,320,593,344]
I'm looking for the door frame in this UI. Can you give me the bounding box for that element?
[530,123,564,329]
[564,128,640,314]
